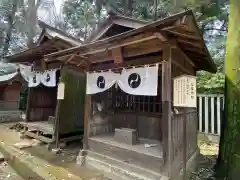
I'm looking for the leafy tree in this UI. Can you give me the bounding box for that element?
[63,0,100,39]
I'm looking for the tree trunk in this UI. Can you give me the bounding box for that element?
[26,0,39,47]
[216,1,240,178]
[153,0,157,21]
[127,0,133,16]
[2,0,18,58]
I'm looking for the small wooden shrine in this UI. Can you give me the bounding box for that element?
[6,22,85,147]
[44,10,216,180]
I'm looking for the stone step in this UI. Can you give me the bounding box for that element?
[86,150,169,180]
[0,143,84,180]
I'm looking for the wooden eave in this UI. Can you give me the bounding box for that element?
[5,38,72,63]
[44,10,217,73]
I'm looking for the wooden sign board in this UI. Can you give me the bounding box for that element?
[173,75,196,108]
[57,82,65,100]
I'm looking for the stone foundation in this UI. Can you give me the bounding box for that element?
[0,111,22,123]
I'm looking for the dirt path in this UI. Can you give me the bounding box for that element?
[0,123,112,180]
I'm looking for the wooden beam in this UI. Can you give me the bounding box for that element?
[181,15,187,24]
[46,35,158,65]
[77,55,88,60]
[154,32,168,42]
[77,59,87,67]
[46,35,157,61]
[65,54,76,64]
[90,54,163,71]
[178,48,195,67]
[167,39,195,68]
[165,30,201,41]
[86,39,163,64]
[112,47,124,64]
[81,35,158,57]
[172,60,193,75]
[41,59,47,70]
[178,39,203,49]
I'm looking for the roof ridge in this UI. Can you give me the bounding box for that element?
[38,20,83,43]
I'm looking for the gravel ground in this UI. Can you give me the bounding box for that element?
[0,162,24,180]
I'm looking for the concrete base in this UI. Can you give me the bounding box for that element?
[0,111,22,123]
[78,150,166,180]
[77,148,200,180]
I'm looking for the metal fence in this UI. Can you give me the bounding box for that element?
[197,94,224,135]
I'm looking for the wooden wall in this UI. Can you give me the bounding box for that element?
[3,81,22,102]
[28,86,57,122]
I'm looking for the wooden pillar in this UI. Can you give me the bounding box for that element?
[41,59,47,70]
[161,46,172,177]
[25,66,34,124]
[25,88,31,123]
[83,94,91,150]
[54,95,61,148]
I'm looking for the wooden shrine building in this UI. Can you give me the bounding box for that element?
[0,71,23,111]
[44,10,216,180]
[6,22,86,146]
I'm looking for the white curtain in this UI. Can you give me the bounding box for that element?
[28,72,41,87]
[117,65,159,96]
[41,69,57,87]
[86,71,120,94]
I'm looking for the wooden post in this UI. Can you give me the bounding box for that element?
[183,108,187,180]
[25,66,34,130]
[161,45,172,178]
[54,100,61,148]
[83,94,91,150]
[25,88,31,130]
[54,73,63,148]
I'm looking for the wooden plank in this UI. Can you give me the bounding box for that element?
[217,96,221,135]
[24,131,54,144]
[199,96,203,133]
[204,96,209,134]
[211,96,215,134]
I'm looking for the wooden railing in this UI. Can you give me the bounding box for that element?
[0,101,19,111]
[171,110,198,172]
